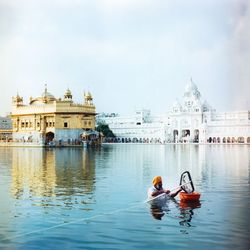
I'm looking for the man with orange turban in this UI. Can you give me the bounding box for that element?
[148,176,181,199]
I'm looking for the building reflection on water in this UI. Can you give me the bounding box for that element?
[11,148,96,202]
[11,148,55,198]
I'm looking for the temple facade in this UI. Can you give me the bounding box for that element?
[11,86,96,145]
[97,80,250,144]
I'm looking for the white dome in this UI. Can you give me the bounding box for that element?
[172,99,182,112]
[185,81,197,93]
[184,79,201,99]
[202,100,211,111]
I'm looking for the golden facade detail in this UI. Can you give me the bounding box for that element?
[11,86,96,145]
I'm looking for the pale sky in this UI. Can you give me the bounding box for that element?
[0,0,249,116]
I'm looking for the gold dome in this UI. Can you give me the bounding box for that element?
[65,88,71,96]
[29,85,56,105]
[84,91,92,100]
[41,90,56,101]
[64,88,72,100]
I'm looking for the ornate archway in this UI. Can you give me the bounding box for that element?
[194,129,199,143]
[238,137,244,143]
[45,132,54,144]
[182,130,190,143]
[173,130,178,143]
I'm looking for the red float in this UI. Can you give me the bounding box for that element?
[179,191,201,201]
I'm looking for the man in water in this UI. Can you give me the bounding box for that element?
[148,176,182,199]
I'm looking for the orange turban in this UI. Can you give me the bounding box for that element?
[152,176,162,186]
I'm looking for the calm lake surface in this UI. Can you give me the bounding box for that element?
[0,144,249,250]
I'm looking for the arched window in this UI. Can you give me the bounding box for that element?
[173,130,178,143]
[238,137,244,143]
[194,129,199,143]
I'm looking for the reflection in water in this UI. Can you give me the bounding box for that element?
[0,145,249,249]
[178,200,201,229]
[149,197,201,230]
[150,204,166,220]
[149,197,170,220]
[11,148,97,204]
[11,148,56,198]
[54,148,96,195]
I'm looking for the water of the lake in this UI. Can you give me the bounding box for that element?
[0,144,249,249]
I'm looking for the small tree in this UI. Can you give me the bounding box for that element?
[96,123,115,138]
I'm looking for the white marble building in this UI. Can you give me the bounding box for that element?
[97,80,250,144]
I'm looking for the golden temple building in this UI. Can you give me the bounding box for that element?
[11,86,96,146]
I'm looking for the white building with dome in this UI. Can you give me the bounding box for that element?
[97,80,250,144]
